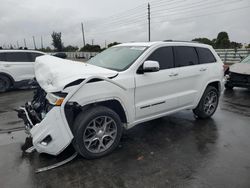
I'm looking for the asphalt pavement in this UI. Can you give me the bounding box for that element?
[0,88,250,188]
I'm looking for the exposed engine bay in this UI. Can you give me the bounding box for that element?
[17,84,53,133]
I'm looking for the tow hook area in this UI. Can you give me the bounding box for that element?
[17,103,76,173]
[20,132,77,173]
[35,152,78,173]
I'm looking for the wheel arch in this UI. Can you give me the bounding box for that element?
[0,72,14,86]
[194,80,222,108]
[207,81,221,93]
[64,98,129,131]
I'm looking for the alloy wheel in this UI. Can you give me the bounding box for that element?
[83,116,117,153]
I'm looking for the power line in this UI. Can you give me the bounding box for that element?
[151,0,217,12]
[87,5,249,38]
[87,0,178,26]
[151,5,250,25]
[151,0,241,17]
[152,0,244,19]
[150,0,187,9]
[88,0,244,31]
[87,22,147,37]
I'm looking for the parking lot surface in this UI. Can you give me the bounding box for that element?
[0,89,250,188]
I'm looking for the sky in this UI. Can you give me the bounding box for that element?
[0,0,249,49]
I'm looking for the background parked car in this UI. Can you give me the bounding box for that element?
[0,50,45,92]
[52,52,67,59]
[225,54,250,89]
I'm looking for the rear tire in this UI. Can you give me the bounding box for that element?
[72,106,123,159]
[193,86,219,119]
[0,75,11,92]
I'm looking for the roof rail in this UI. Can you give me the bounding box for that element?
[163,40,199,43]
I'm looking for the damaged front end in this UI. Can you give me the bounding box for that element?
[17,86,73,155]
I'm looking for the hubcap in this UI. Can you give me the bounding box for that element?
[204,91,218,115]
[83,116,117,153]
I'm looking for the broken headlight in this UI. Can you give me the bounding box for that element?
[46,92,68,106]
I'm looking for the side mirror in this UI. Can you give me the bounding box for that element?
[143,60,160,73]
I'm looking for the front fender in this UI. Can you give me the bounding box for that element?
[64,76,135,125]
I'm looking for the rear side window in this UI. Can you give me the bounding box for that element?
[0,53,6,61]
[5,52,30,62]
[196,47,216,64]
[29,52,44,62]
[147,47,174,70]
[174,46,198,67]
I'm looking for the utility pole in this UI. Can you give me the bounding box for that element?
[16,41,19,49]
[148,3,151,42]
[32,36,37,50]
[40,36,43,49]
[81,22,86,47]
[24,38,27,48]
[91,39,94,46]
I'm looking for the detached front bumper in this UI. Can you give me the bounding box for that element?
[18,105,73,156]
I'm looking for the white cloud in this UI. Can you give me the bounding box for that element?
[0,0,249,49]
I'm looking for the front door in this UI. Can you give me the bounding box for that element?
[134,46,180,120]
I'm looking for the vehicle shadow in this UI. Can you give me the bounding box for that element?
[24,111,218,188]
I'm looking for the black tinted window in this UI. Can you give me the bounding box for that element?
[29,52,44,62]
[174,46,198,67]
[5,52,30,62]
[196,47,216,64]
[147,47,174,69]
[0,53,6,61]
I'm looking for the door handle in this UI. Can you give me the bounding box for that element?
[3,64,11,67]
[169,73,178,77]
[200,68,207,72]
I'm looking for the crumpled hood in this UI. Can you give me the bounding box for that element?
[35,55,118,93]
[230,63,250,75]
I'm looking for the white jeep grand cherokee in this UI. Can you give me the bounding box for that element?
[0,50,45,92]
[18,41,224,159]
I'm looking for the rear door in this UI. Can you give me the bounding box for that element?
[195,46,219,94]
[4,52,34,81]
[0,53,7,71]
[173,46,203,108]
[134,46,180,120]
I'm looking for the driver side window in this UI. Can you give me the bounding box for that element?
[147,47,174,70]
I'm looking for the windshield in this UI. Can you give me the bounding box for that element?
[241,55,250,64]
[87,46,147,71]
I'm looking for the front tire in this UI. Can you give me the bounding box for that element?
[0,75,11,92]
[193,86,219,119]
[72,106,123,159]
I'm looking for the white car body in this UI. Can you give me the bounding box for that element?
[225,54,250,89]
[20,41,224,156]
[0,50,45,87]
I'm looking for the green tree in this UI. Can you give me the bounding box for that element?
[108,42,121,48]
[230,41,242,49]
[80,44,101,52]
[215,32,231,49]
[51,31,63,51]
[192,38,214,46]
[64,45,79,52]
